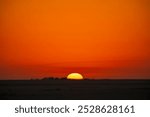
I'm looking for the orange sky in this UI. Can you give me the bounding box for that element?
[0,0,150,79]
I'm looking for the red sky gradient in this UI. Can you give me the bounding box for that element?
[0,0,150,79]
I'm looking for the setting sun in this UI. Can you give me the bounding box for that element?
[67,73,84,80]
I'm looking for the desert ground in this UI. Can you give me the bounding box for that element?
[0,79,150,99]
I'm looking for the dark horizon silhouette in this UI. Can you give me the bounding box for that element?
[0,78,150,100]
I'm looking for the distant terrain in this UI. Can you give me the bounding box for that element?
[0,79,150,99]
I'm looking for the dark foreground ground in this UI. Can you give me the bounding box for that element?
[0,79,150,100]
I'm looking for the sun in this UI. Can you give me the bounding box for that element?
[67,73,84,80]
